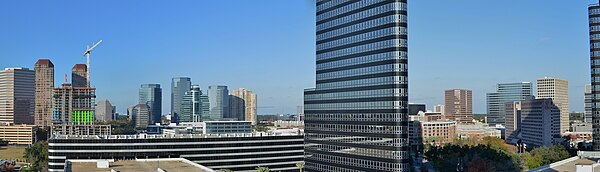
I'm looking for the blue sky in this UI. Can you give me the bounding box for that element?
[0,1,595,114]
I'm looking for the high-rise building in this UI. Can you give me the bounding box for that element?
[586,84,592,123]
[445,89,473,123]
[433,104,444,115]
[486,82,533,125]
[208,85,229,120]
[229,88,257,125]
[95,99,114,122]
[139,84,162,124]
[520,99,561,147]
[537,77,569,133]
[304,1,409,171]
[52,83,96,124]
[504,101,522,142]
[589,3,600,150]
[131,104,150,128]
[171,77,191,123]
[71,64,87,87]
[408,103,426,115]
[34,59,54,126]
[181,85,202,122]
[0,68,35,125]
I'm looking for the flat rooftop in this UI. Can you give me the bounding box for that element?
[70,159,211,172]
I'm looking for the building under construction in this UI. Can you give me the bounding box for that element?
[52,83,96,124]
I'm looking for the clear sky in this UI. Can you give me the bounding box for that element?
[0,1,595,114]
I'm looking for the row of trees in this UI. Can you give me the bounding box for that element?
[20,141,48,172]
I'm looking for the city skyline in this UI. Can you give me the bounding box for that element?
[0,1,595,115]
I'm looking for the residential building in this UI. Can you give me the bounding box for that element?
[589,2,600,151]
[131,104,150,129]
[586,84,593,122]
[0,68,35,125]
[34,59,54,127]
[71,64,87,87]
[486,82,533,125]
[208,85,228,120]
[229,88,257,125]
[171,77,191,123]
[48,133,304,172]
[181,85,202,122]
[445,89,473,123]
[52,83,96,124]
[304,1,410,171]
[520,99,561,147]
[95,99,114,122]
[0,124,36,145]
[433,104,444,115]
[408,103,426,115]
[139,84,162,124]
[537,77,569,133]
[422,121,457,145]
[504,101,522,142]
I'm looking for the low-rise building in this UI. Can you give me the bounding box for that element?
[0,124,36,145]
[456,122,502,140]
[51,124,111,136]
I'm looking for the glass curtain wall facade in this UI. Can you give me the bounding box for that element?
[590,2,600,150]
[305,0,409,171]
[486,82,532,125]
[208,86,229,120]
[139,84,162,124]
[181,85,202,122]
[171,77,191,123]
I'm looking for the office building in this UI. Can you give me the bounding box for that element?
[34,59,55,127]
[171,77,191,123]
[131,104,150,129]
[445,89,473,123]
[52,83,96,124]
[95,99,114,122]
[203,121,252,134]
[139,84,162,124]
[537,78,569,133]
[230,88,257,125]
[48,133,304,172]
[304,1,409,171]
[408,103,426,115]
[0,124,36,145]
[433,104,444,115]
[486,82,533,125]
[0,68,35,125]
[590,3,600,150]
[181,85,202,122]
[51,124,111,136]
[520,99,561,147]
[586,84,592,122]
[208,85,229,120]
[504,101,522,142]
[456,122,502,140]
[71,64,87,87]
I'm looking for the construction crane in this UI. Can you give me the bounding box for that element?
[83,40,103,87]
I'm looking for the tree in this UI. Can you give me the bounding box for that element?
[521,145,571,170]
[256,166,269,172]
[296,162,305,172]
[23,141,48,172]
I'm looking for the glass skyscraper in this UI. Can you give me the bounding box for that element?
[486,82,532,125]
[180,85,202,122]
[208,85,229,120]
[171,77,191,123]
[304,1,409,171]
[589,2,600,150]
[139,84,162,124]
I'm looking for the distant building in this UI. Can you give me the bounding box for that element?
[409,112,457,147]
[504,101,522,142]
[171,77,191,123]
[0,124,36,145]
[34,59,54,127]
[445,89,473,123]
[139,84,162,124]
[180,85,202,122]
[585,84,592,123]
[0,68,35,125]
[229,88,257,125]
[486,82,532,126]
[433,104,445,115]
[409,103,426,115]
[71,64,87,87]
[51,124,111,136]
[208,85,229,120]
[537,77,569,134]
[203,121,252,134]
[52,83,96,124]
[95,99,114,122]
[131,104,150,129]
[520,98,561,147]
[456,122,502,140]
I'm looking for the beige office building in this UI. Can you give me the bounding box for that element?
[537,77,569,133]
[0,68,35,125]
[0,124,36,145]
[34,59,55,126]
[444,89,473,123]
[229,88,257,125]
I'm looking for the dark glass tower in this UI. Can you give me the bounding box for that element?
[590,2,600,150]
[305,0,409,171]
[139,84,162,124]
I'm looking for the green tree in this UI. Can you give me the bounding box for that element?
[521,145,571,170]
[256,166,269,172]
[296,162,304,172]
[23,141,48,171]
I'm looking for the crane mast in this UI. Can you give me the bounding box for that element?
[83,40,102,87]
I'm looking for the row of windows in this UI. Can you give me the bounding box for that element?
[591,34,600,41]
[318,39,406,61]
[306,144,407,160]
[305,113,407,122]
[317,63,406,80]
[317,0,386,21]
[591,16,600,23]
[305,134,407,148]
[317,15,405,42]
[49,136,302,143]
[316,76,406,90]
[590,8,600,16]
[310,153,405,171]
[592,25,600,32]
[49,141,304,150]
[319,51,403,70]
[317,27,405,51]
[317,2,405,32]
[305,101,405,110]
[304,88,404,101]
[306,124,406,134]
